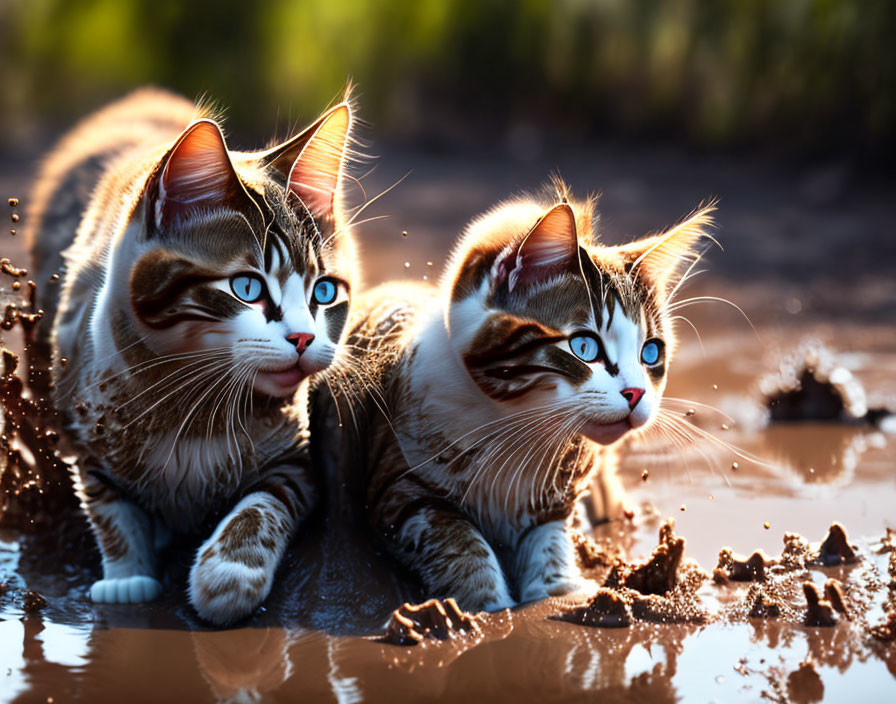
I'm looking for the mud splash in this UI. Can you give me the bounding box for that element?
[1,252,76,529]
[761,339,893,426]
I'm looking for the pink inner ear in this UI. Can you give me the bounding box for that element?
[161,120,235,206]
[288,104,351,218]
[507,204,578,291]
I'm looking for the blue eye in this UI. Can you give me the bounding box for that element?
[313,278,338,305]
[230,274,265,303]
[569,333,601,363]
[641,339,664,366]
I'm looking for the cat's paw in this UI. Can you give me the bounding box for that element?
[189,554,271,626]
[519,575,598,604]
[90,575,162,604]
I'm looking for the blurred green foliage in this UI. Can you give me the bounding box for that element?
[1,0,894,151]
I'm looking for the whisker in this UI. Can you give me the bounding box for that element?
[670,315,705,355]
[660,396,735,424]
[660,410,777,470]
[665,295,759,340]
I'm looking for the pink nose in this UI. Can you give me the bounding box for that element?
[286,332,314,355]
[621,387,644,409]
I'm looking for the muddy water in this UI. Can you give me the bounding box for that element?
[1,315,894,703]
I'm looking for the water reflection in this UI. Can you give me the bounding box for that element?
[625,422,884,491]
[192,627,295,702]
[757,425,881,487]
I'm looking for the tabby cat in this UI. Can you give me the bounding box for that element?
[26,88,357,624]
[323,188,712,611]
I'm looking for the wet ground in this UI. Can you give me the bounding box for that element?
[1,141,895,702]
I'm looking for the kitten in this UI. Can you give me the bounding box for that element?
[25,88,357,624]
[321,186,712,611]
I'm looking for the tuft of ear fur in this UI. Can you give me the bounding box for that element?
[616,203,716,294]
[501,203,579,291]
[154,119,248,229]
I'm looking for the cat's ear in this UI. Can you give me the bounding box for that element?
[616,204,715,294]
[498,203,579,292]
[264,103,353,220]
[152,119,249,230]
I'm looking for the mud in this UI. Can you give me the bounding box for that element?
[714,548,772,582]
[803,582,841,627]
[603,519,687,596]
[381,599,481,645]
[816,523,859,566]
[762,339,893,425]
[0,288,77,527]
[747,589,782,618]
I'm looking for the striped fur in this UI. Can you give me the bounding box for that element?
[322,187,713,611]
[26,88,358,624]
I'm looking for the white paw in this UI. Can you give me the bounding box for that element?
[189,557,270,626]
[90,576,162,604]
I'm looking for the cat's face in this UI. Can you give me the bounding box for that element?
[126,105,355,398]
[447,200,711,445]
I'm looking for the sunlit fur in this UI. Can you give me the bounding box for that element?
[322,183,713,611]
[26,88,359,624]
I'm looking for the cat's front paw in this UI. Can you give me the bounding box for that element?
[519,575,598,604]
[189,553,271,626]
[90,575,162,604]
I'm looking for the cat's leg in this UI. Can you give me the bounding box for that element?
[582,447,628,526]
[392,506,515,612]
[514,520,595,603]
[189,463,317,626]
[80,466,162,603]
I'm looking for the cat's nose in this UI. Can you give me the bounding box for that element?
[620,387,644,409]
[286,332,315,355]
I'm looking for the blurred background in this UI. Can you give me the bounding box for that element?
[1,0,894,320]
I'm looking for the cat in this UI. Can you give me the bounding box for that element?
[25,88,358,624]
[318,185,713,611]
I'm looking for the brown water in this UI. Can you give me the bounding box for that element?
[2,145,895,703]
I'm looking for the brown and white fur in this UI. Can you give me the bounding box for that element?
[322,188,713,611]
[26,88,358,624]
